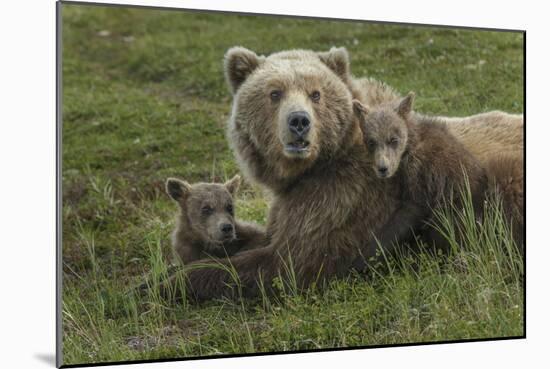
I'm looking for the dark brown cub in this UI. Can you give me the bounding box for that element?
[352,93,488,265]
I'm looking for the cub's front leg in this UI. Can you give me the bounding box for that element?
[231,221,268,252]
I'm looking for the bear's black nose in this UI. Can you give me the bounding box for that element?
[288,111,311,137]
[221,223,234,234]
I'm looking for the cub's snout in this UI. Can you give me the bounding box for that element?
[377,165,389,178]
[219,222,236,241]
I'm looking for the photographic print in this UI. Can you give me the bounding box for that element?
[58,1,524,366]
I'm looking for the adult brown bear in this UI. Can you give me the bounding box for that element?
[161,47,523,302]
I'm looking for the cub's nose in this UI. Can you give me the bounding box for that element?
[287,111,311,137]
[378,166,388,176]
[221,223,234,234]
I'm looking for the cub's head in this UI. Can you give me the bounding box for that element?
[353,92,415,178]
[165,175,241,248]
[224,47,358,185]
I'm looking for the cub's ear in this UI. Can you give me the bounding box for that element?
[224,47,265,94]
[395,92,415,118]
[166,178,192,203]
[352,99,369,118]
[224,174,241,196]
[317,47,350,82]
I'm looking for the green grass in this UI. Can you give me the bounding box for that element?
[61,3,524,366]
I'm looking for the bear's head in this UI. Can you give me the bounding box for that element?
[224,47,360,190]
[166,175,241,249]
[353,93,414,178]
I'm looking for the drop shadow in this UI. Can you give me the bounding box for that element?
[34,353,57,367]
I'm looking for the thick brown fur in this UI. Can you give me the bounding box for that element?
[485,154,524,249]
[439,112,524,165]
[444,113,524,248]
[166,175,267,264]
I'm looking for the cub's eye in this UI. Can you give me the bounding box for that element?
[367,139,377,149]
[201,206,213,216]
[226,204,234,215]
[270,90,282,101]
[389,137,399,146]
[310,90,321,102]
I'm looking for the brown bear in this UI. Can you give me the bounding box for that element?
[165,175,267,264]
[157,47,402,301]
[159,47,523,302]
[350,94,488,264]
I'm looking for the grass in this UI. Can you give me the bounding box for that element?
[60,3,524,366]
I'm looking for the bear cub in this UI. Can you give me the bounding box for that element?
[166,175,266,264]
[352,93,488,262]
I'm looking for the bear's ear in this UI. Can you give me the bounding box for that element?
[352,99,369,118]
[166,178,192,204]
[224,174,241,196]
[395,92,415,119]
[224,47,264,94]
[317,47,350,82]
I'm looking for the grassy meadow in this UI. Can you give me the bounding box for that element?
[60,3,524,366]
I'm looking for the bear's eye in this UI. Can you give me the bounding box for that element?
[389,137,399,146]
[201,205,214,216]
[310,90,321,103]
[226,204,234,215]
[367,139,377,149]
[270,90,282,102]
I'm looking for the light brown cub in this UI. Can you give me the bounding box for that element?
[166,175,266,264]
